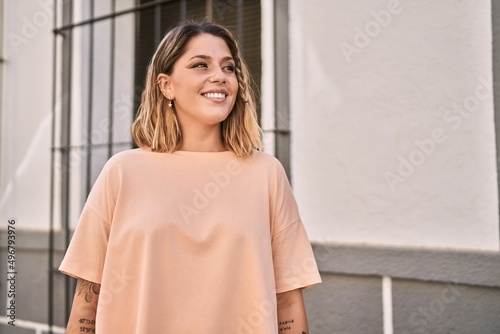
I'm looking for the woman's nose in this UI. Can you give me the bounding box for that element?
[209,67,227,83]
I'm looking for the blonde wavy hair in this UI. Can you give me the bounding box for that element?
[131,21,262,157]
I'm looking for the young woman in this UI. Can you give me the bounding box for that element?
[60,21,321,333]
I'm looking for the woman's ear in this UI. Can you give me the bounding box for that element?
[157,73,174,100]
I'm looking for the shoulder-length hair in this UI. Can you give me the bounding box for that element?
[131,21,262,157]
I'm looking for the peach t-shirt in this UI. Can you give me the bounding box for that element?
[59,148,321,333]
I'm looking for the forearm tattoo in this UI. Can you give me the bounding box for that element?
[78,318,96,332]
[279,319,294,332]
[278,319,308,333]
[78,280,100,303]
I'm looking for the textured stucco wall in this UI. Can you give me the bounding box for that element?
[290,0,499,250]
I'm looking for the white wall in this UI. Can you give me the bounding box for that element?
[290,0,500,251]
[0,0,53,229]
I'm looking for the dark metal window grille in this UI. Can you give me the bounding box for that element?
[48,0,261,330]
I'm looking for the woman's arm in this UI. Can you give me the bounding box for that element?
[277,288,309,334]
[66,278,100,333]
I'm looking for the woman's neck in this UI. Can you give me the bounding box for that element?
[178,124,227,152]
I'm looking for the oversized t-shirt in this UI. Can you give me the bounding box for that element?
[59,148,321,333]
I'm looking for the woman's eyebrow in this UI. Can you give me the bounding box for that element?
[189,54,210,60]
[188,54,234,62]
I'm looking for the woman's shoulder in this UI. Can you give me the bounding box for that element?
[103,148,149,170]
[248,149,287,173]
[108,147,143,161]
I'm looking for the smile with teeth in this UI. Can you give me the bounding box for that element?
[203,92,226,100]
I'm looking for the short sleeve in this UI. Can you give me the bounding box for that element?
[59,205,110,284]
[270,161,322,293]
[272,219,322,293]
[58,160,115,284]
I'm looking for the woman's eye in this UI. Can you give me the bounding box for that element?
[224,65,236,73]
[192,62,208,68]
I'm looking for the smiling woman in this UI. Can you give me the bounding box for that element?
[59,20,321,334]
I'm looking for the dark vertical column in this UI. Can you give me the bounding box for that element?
[49,3,59,332]
[274,0,290,179]
[85,0,95,195]
[59,0,74,324]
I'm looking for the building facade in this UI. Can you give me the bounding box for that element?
[1,0,500,333]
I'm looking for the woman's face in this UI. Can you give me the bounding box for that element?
[162,33,239,129]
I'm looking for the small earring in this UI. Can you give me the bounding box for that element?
[168,100,173,108]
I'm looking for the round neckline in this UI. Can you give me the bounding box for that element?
[172,150,234,156]
[138,147,234,156]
